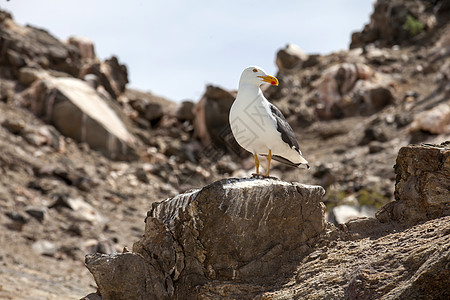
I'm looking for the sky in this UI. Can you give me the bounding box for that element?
[2,0,374,102]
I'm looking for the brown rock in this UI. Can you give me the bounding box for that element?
[85,252,169,300]
[176,100,195,121]
[376,143,450,226]
[275,44,309,71]
[85,178,326,299]
[100,56,128,96]
[193,85,244,156]
[66,36,96,61]
[409,103,450,134]
[24,77,138,160]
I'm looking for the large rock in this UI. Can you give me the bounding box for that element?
[80,56,128,99]
[124,88,176,127]
[85,178,326,299]
[275,44,309,71]
[409,103,450,134]
[193,85,245,157]
[24,77,138,160]
[66,36,97,61]
[376,143,450,226]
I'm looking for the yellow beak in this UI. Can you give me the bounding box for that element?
[258,75,279,86]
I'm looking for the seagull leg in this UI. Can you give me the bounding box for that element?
[265,149,272,177]
[254,154,260,175]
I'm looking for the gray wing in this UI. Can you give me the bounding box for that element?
[269,103,301,154]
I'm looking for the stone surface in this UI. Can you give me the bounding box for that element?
[409,103,450,134]
[86,178,326,299]
[193,85,244,156]
[261,216,450,299]
[275,44,309,71]
[376,143,450,226]
[24,77,138,160]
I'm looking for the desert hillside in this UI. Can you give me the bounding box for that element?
[0,0,449,299]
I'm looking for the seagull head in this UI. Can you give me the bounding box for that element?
[239,66,279,87]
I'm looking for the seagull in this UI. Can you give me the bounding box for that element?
[229,66,309,177]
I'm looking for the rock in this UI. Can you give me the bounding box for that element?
[376,143,450,226]
[193,85,244,156]
[18,67,49,86]
[85,253,168,300]
[368,141,385,154]
[25,77,138,160]
[409,103,450,134]
[66,36,96,61]
[359,125,389,145]
[80,293,102,300]
[25,206,46,222]
[80,62,118,98]
[1,119,25,134]
[125,88,175,126]
[100,56,128,97]
[22,125,62,150]
[83,239,115,254]
[275,44,309,71]
[328,205,378,225]
[85,178,326,299]
[50,196,105,225]
[5,211,28,224]
[32,240,57,257]
[176,100,195,122]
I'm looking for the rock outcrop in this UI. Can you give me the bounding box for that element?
[377,142,450,227]
[85,178,326,299]
[193,85,244,156]
[23,77,138,160]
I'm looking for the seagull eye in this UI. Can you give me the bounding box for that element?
[252,68,258,73]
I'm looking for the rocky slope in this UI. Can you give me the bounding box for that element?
[0,0,449,298]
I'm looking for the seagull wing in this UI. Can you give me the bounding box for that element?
[269,103,302,155]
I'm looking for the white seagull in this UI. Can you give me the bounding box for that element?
[229,66,309,177]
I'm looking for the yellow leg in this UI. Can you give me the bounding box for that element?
[254,154,260,175]
[265,149,272,177]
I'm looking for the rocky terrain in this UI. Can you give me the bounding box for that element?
[0,0,449,299]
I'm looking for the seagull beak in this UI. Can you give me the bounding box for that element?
[258,75,279,86]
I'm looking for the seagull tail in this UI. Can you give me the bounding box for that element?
[270,155,310,170]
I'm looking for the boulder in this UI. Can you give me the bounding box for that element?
[124,88,176,126]
[176,100,195,122]
[409,103,450,134]
[100,56,128,96]
[85,178,326,299]
[66,36,97,61]
[24,77,138,160]
[193,85,244,156]
[275,44,309,71]
[376,143,450,226]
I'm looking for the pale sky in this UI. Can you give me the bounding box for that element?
[3,0,374,102]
